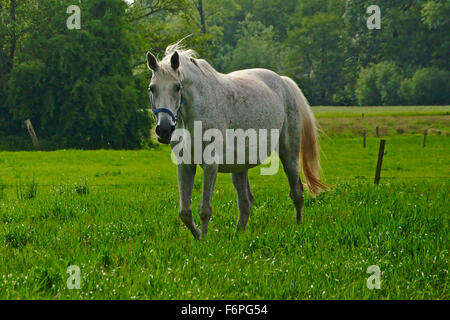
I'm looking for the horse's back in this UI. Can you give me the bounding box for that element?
[227,68,285,91]
[226,68,295,107]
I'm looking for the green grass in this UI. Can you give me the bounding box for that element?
[0,106,448,299]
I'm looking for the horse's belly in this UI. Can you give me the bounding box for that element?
[216,163,260,173]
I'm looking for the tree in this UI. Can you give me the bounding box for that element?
[421,0,450,29]
[4,0,151,149]
[400,68,450,105]
[285,0,349,105]
[355,61,403,106]
[0,0,40,134]
[344,0,449,72]
[225,14,280,72]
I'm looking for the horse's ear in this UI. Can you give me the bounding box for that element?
[171,51,180,71]
[147,52,158,71]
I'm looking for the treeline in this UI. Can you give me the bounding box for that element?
[0,0,449,149]
[183,0,450,106]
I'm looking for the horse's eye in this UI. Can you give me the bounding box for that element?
[149,85,155,93]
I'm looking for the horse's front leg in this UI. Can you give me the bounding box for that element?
[177,164,201,239]
[199,164,218,236]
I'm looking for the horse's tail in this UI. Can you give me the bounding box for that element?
[281,76,329,196]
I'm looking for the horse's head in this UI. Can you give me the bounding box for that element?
[147,51,183,144]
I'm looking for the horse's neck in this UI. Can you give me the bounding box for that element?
[181,76,223,127]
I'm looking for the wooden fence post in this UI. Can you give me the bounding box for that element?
[376,126,379,137]
[24,119,40,150]
[374,139,386,185]
[423,129,427,147]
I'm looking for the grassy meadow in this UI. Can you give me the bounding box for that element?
[0,106,448,299]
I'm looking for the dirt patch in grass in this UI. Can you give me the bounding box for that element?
[317,115,450,137]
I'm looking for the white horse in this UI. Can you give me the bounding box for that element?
[146,43,328,239]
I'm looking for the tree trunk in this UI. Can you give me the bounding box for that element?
[7,0,17,72]
[196,0,206,34]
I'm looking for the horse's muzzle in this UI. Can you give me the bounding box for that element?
[155,118,175,144]
[157,136,172,144]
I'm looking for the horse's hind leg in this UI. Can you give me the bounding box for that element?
[232,170,253,230]
[279,129,304,224]
[247,176,254,204]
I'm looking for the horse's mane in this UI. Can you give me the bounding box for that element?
[158,41,219,81]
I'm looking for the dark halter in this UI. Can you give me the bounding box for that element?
[149,85,184,124]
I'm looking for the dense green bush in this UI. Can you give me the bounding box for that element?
[355,62,403,106]
[399,68,450,105]
[355,64,379,106]
[2,0,151,149]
